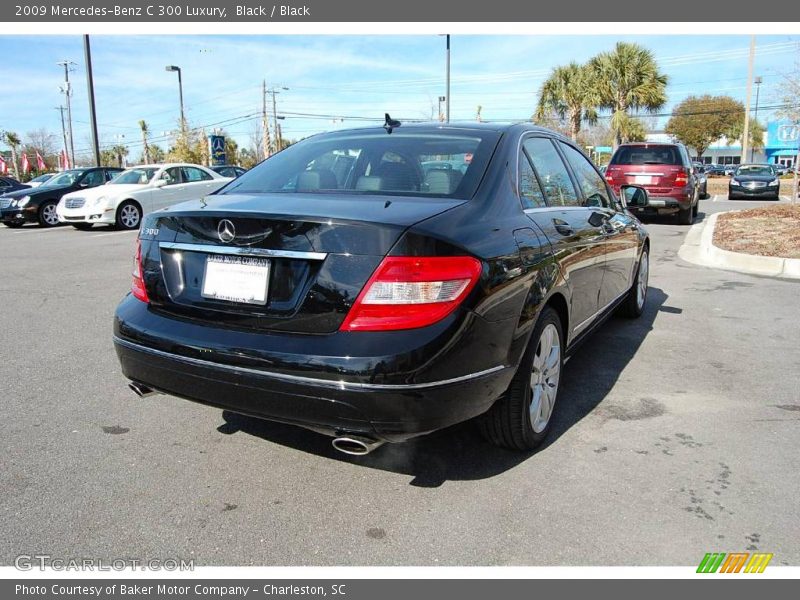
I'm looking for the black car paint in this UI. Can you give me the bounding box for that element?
[113,123,648,443]
[0,167,123,225]
[0,176,30,196]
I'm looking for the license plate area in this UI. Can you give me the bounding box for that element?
[634,175,653,185]
[201,254,270,305]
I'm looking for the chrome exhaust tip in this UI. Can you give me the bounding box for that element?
[128,382,159,399]
[331,435,385,456]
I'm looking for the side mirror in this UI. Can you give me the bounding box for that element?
[620,185,649,208]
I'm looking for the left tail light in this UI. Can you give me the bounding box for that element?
[339,256,482,332]
[674,168,689,186]
[131,239,149,303]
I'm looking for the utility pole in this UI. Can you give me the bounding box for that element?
[83,35,101,167]
[55,106,68,168]
[271,88,279,152]
[741,36,755,164]
[261,80,272,159]
[445,34,451,123]
[58,60,77,166]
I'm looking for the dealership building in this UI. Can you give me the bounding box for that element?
[642,118,799,167]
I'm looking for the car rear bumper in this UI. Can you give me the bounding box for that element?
[113,295,517,442]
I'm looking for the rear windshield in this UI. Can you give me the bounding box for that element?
[610,145,682,166]
[220,129,500,200]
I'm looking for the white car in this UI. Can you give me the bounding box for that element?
[56,163,232,230]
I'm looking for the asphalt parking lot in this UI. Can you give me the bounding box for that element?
[1,197,798,567]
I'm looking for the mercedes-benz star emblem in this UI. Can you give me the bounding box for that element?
[217,219,236,243]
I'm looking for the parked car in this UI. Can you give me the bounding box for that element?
[773,164,789,176]
[26,173,56,188]
[211,165,247,179]
[0,167,123,228]
[692,162,709,199]
[57,163,233,230]
[724,165,737,176]
[113,122,650,454]
[728,164,781,200]
[706,165,728,177]
[0,175,30,196]
[604,142,700,224]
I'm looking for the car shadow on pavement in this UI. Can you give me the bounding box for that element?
[218,287,668,487]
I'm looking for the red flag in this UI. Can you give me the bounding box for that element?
[21,152,30,174]
[36,152,46,171]
[0,156,7,175]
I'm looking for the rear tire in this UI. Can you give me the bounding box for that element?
[618,247,649,319]
[37,200,59,227]
[116,201,142,230]
[678,205,693,225]
[71,223,93,231]
[478,307,563,451]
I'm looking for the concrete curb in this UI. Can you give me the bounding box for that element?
[678,211,800,280]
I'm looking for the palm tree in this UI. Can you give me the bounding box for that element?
[535,62,598,142]
[138,120,150,164]
[2,131,21,179]
[111,144,128,168]
[589,42,668,147]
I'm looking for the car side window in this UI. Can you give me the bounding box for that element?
[81,170,105,187]
[558,142,611,208]
[104,170,118,182]
[518,150,547,209]
[182,167,212,182]
[161,167,182,185]
[522,137,580,207]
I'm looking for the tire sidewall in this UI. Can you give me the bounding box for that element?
[38,200,59,227]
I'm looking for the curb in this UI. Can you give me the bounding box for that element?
[678,211,800,280]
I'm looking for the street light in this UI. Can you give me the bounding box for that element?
[751,75,763,162]
[165,65,185,130]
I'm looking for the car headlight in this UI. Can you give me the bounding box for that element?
[14,196,30,207]
[770,178,780,186]
[730,179,739,186]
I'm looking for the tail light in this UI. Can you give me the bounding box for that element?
[674,168,689,186]
[131,239,149,303]
[604,169,614,184]
[339,256,482,332]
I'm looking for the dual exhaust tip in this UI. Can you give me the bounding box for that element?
[128,381,384,456]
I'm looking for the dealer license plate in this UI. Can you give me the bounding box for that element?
[201,254,270,305]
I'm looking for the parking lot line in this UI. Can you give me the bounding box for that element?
[91,230,138,238]
[712,194,722,202]
[11,226,74,234]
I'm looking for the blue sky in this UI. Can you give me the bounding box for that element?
[1,34,798,161]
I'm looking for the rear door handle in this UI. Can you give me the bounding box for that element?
[553,220,574,237]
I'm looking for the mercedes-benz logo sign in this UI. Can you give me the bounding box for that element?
[217,219,236,243]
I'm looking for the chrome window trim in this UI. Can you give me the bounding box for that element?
[159,242,327,261]
[113,336,508,391]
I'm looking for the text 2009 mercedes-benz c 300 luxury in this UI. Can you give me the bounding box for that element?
[113,122,650,455]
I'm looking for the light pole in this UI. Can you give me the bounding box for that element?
[84,35,101,167]
[165,65,186,131]
[751,75,763,162]
[445,35,450,123]
[438,96,445,122]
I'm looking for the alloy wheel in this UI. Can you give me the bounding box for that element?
[529,323,561,433]
[120,204,141,229]
[636,251,649,310]
[42,203,59,226]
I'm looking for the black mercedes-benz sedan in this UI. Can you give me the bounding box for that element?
[113,122,650,454]
[728,164,781,200]
[0,167,124,227]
